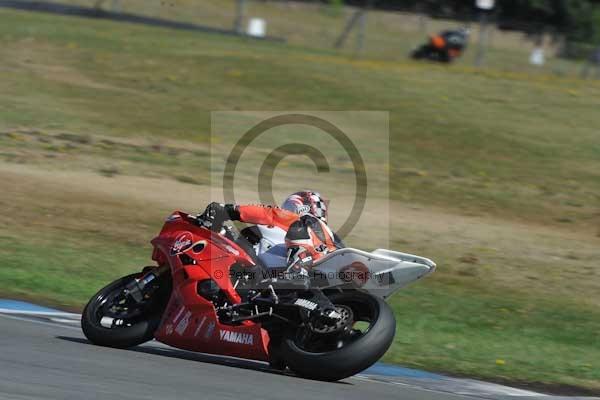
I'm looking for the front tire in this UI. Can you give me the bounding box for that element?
[81,273,168,349]
[411,45,429,59]
[281,291,395,381]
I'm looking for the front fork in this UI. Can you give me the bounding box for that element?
[125,265,170,303]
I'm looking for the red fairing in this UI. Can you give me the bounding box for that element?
[151,211,269,361]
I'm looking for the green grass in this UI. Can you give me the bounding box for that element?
[386,282,600,391]
[40,0,587,74]
[0,234,149,308]
[0,7,599,394]
[1,8,599,227]
[2,218,599,392]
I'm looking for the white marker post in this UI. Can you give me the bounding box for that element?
[530,47,545,66]
[475,0,495,66]
[247,18,267,38]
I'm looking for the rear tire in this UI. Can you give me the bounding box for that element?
[281,291,395,381]
[81,273,167,349]
[268,340,288,371]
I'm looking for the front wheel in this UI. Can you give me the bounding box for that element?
[81,272,170,349]
[411,45,429,59]
[281,291,396,381]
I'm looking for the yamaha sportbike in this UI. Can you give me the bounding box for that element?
[82,210,436,381]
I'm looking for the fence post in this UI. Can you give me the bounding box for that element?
[234,0,247,34]
[111,0,121,13]
[93,0,105,10]
[355,9,367,53]
[474,10,489,66]
[416,4,427,36]
[474,0,494,66]
[356,0,373,55]
[335,0,372,53]
[334,9,362,49]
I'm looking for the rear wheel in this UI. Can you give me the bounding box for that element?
[281,291,395,381]
[81,272,170,349]
[268,338,287,371]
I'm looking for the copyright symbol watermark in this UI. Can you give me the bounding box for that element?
[211,111,389,245]
[222,114,367,237]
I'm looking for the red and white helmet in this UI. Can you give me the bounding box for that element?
[281,190,328,223]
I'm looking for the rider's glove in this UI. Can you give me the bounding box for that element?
[199,202,239,229]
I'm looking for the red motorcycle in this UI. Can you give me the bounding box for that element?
[82,209,436,381]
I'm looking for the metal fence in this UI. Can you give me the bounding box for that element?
[5,0,600,77]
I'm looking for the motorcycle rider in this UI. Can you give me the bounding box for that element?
[413,26,470,62]
[199,191,342,321]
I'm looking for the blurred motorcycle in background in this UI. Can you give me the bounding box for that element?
[411,28,470,63]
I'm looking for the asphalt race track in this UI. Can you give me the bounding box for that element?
[0,311,596,400]
[0,314,458,400]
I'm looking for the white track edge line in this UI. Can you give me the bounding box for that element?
[0,312,81,330]
[0,308,80,317]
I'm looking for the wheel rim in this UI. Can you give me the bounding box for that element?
[92,279,147,329]
[293,295,379,353]
[312,305,353,334]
